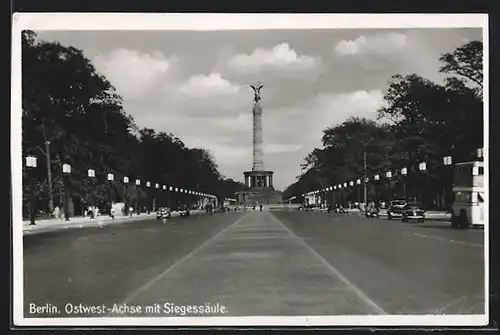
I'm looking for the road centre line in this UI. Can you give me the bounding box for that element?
[267,212,387,315]
[110,212,250,311]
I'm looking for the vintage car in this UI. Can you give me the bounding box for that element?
[156,207,171,219]
[387,199,407,220]
[401,203,425,223]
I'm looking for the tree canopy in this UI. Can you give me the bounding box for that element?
[22,30,245,216]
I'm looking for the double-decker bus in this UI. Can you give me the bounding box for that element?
[451,161,485,229]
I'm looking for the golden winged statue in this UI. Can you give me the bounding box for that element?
[250,81,264,102]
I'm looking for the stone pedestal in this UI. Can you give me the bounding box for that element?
[244,170,275,189]
[237,171,282,205]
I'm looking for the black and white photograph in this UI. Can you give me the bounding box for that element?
[12,13,488,327]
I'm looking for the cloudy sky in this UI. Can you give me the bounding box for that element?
[35,28,481,190]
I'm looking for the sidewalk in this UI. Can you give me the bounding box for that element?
[22,210,206,234]
[313,207,451,220]
[378,209,451,219]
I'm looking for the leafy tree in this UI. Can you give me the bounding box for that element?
[285,40,483,209]
[439,40,483,95]
[21,31,240,217]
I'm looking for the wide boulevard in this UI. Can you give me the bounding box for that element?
[23,209,485,317]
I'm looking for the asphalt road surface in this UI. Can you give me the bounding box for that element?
[23,210,485,318]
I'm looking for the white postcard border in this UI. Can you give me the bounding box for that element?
[11,13,489,327]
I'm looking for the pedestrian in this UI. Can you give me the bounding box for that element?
[110,203,115,219]
[53,206,60,220]
[87,205,94,219]
[129,206,133,217]
[259,204,263,211]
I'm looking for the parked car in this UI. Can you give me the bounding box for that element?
[387,200,407,220]
[156,207,171,219]
[401,203,425,223]
[179,205,190,217]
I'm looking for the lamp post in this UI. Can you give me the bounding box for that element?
[443,156,452,208]
[62,163,71,221]
[44,140,55,214]
[136,179,141,215]
[87,169,96,218]
[372,174,379,204]
[363,150,368,205]
[386,171,392,202]
[154,183,159,211]
[107,173,114,218]
[419,162,427,205]
[25,156,38,225]
[146,181,151,213]
[356,179,361,203]
[123,176,129,215]
[401,167,407,199]
[168,186,173,209]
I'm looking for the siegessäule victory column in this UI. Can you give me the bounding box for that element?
[236,82,282,206]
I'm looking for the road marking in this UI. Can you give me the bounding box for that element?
[267,212,387,315]
[410,232,483,248]
[229,235,291,240]
[111,212,250,311]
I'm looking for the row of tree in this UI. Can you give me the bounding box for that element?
[21,30,246,218]
[283,40,484,209]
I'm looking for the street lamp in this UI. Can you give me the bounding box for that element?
[134,179,142,215]
[442,156,453,207]
[418,162,427,205]
[123,176,129,215]
[401,167,407,199]
[62,163,71,221]
[87,169,96,218]
[477,148,483,159]
[107,173,114,218]
[26,156,37,167]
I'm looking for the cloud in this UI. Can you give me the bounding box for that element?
[228,43,319,73]
[262,89,385,161]
[335,32,407,56]
[93,48,177,99]
[179,72,241,98]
